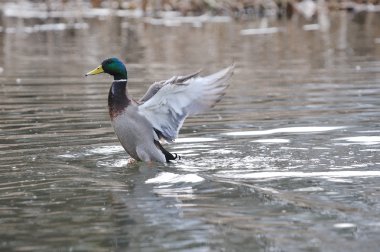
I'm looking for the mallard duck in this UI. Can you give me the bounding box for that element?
[86,58,234,163]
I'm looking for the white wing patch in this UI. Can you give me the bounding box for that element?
[138,65,234,142]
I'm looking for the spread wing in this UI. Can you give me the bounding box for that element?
[138,64,235,142]
[138,70,201,103]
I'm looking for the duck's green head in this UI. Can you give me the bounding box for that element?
[86,58,128,80]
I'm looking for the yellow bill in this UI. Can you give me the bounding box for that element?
[85,65,104,76]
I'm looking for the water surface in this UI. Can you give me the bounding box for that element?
[1,11,380,251]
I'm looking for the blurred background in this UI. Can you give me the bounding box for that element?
[0,0,379,74]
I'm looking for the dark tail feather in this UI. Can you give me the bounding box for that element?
[154,140,180,162]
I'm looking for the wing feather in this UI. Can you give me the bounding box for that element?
[138,64,234,142]
[138,70,201,103]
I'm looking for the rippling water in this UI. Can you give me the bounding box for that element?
[1,10,380,251]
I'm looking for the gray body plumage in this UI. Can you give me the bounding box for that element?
[109,64,235,163]
[112,104,166,162]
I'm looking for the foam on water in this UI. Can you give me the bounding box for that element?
[224,126,346,137]
[335,136,380,145]
[216,171,380,180]
[145,172,205,184]
[252,138,290,144]
[175,137,218,143]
